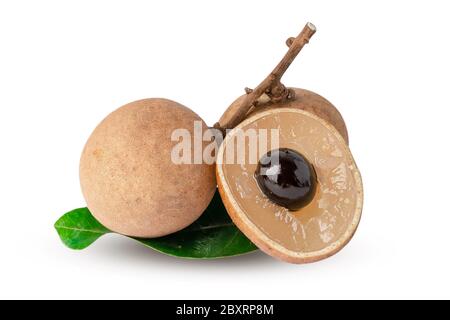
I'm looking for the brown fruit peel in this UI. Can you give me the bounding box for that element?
[80,98,217,238]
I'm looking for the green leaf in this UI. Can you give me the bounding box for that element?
[54,191,258,258]
[54,207,110,250]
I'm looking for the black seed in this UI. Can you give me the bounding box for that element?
[255,148,317,211]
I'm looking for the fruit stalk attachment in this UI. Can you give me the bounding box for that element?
[216,22,316,132]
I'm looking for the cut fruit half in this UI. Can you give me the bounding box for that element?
[216,108,363,264]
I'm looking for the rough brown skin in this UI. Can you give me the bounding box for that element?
[216,108,363,264]
[80,98,216,238]
[218,88,349,144]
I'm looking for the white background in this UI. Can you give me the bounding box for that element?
[1,0,449,300]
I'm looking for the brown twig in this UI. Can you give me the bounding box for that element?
[219,22,316,131]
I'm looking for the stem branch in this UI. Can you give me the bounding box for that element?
[219,22,316,131]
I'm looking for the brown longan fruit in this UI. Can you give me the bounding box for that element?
[216,108,363,264]
[80,98,216,238]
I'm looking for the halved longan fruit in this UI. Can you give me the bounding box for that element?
[216,108,363,264]
[80,98,216,238]
[219,88,349,144]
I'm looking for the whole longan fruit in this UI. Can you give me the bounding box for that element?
[80,98,216,238]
